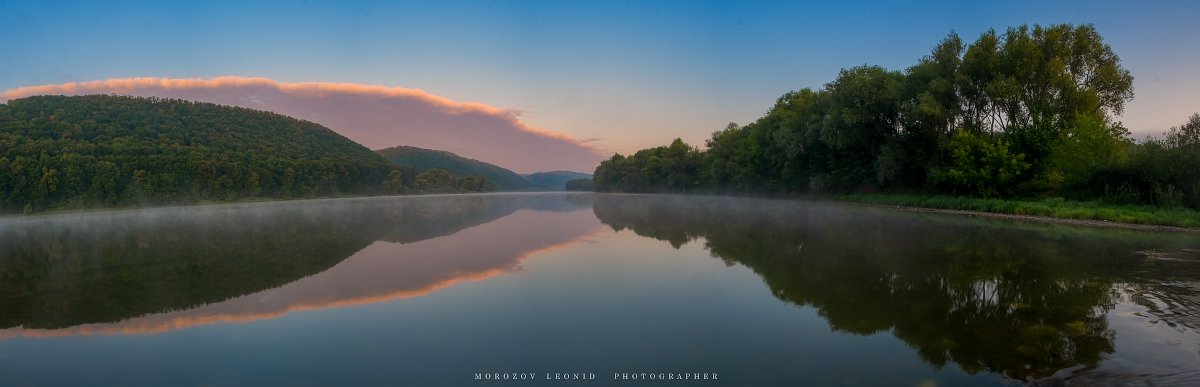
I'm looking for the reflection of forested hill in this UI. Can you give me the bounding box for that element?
[0,194,593,330]
[0,202,385,329]
[592,194,1199,381]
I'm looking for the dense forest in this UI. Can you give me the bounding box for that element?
[564,177,595,191]
[0,95,488,213]
[593,24,1200,210]
[376,145,535,191]
[524,171,592,190]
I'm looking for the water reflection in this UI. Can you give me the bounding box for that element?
[0,194,600,338]
[591,195,1200,383]
[2,193,1197,385]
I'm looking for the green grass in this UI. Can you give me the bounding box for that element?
[837,194,1200,229]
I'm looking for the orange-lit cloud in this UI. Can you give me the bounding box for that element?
[0,77,605,173]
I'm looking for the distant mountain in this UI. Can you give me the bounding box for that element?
[0,95,399,213]
[375,145,537,191]
[523,171,592,190]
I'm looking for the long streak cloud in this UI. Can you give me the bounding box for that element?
[0,77,605,173]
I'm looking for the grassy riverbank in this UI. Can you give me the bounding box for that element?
[838,194,1200,229]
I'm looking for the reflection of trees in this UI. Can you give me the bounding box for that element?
[0,194,592,330]
[593,195,1194,381]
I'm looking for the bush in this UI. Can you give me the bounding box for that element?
[931,131,1031,198]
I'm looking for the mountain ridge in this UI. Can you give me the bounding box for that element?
[375,145,538,191]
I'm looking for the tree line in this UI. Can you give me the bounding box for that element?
[0,95,489,213]
[593,24,1200,209]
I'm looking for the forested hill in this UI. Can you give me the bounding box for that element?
[593,23,1200,210]
[375,145,537,191]
[0,95,401,213]
[523,171,592,190]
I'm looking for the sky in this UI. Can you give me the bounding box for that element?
[1,0,1198,172]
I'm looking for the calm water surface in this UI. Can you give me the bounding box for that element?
[1,193,1197,386]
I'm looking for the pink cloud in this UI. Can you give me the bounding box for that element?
[0,76,604,173]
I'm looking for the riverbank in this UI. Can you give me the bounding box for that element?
[838,194,1200,232]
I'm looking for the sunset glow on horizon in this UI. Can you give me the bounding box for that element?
[2,0,1198,169]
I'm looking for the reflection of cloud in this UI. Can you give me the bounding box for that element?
[0,208,603,339]
[0,77,605,173]
[0,268,509,340]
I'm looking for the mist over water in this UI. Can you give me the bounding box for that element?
[0,194,596,331]
[0,193,1197,385]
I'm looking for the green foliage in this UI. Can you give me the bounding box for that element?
[375,145,536,191]
[1048,113,1130,189]
[821,66,907,188]
[0,95,398,212]
[592,23,1200,213]
[593,138,704,192]
[1086,114,1200,209]
[704,122,763,191]
[524,171,592,190]
[380,169,406,194]
[564,178,595,191]
[0,95,492,213]
[1166,113,1200,149]
[932,131,1030,197]
[458,175,491,193]
[411,168,490,194]
[413,168,458,193]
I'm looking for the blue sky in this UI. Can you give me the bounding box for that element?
[2,0,1198,154]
